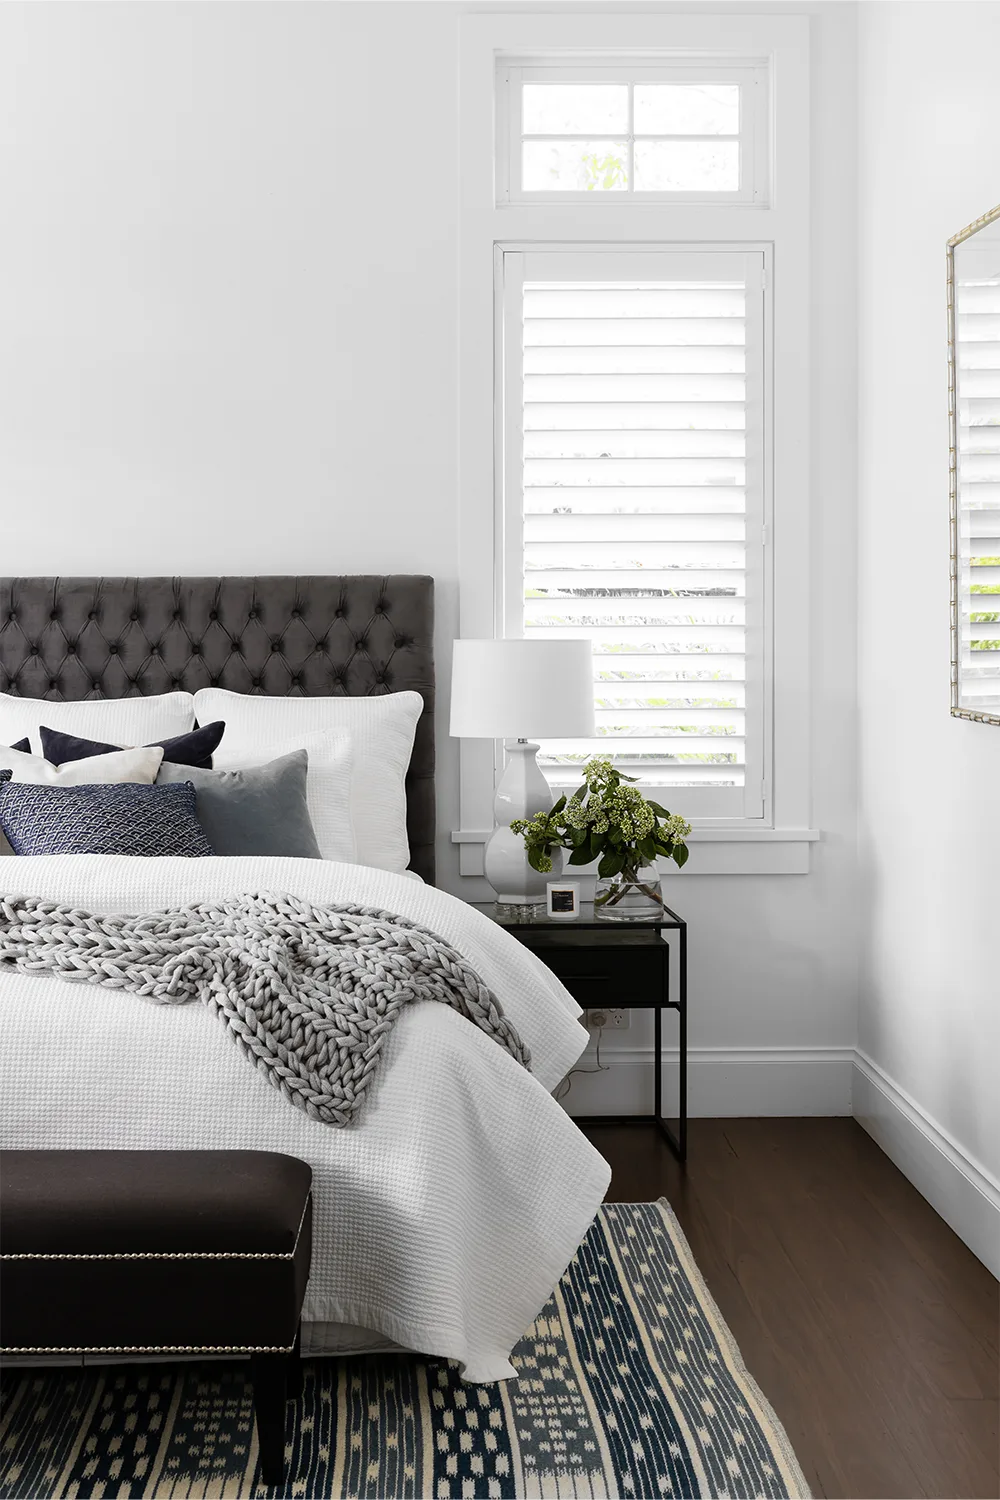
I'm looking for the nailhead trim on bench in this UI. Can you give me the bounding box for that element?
[0,1251,293,1261]
[0,1191,313,1264]
[0,1343,296,1355]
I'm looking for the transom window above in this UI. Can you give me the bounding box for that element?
[498,59,769,206]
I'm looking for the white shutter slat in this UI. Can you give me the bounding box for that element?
[525,330,746,354]
[961,341,1000,368]
[525,514,745,541]
[525,373,745,401]
[524,399,745,427]
[956,273,1000,708]
[596,654,745,677]
[524,486,746,513]
[526,537,744,565]
[525,430,746,458]
[526,600,744,627]
[959,373,1000,398]
[544,735,744,757]
[525,458,745,486]
[524,286,745,318]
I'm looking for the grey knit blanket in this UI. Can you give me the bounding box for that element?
[0,891,530,1125]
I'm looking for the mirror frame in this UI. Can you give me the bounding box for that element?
[947,201,1000,725]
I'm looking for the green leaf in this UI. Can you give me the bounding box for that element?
[638,836,657,862]
[568,845,593,867]
[550,795,567,817]
[572,783,587,803]
[672,843,689,869]
[647,801,670,819]
[597,850,625,879]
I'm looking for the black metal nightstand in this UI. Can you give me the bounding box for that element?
[471,900,687,1162]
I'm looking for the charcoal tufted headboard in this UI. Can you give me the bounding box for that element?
[0,576,436,884]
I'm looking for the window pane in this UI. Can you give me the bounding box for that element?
[522,83,628,134]
[523,140,629,192]
[520,272,752,800]
[634,140,739,192]
[634,84,740,136]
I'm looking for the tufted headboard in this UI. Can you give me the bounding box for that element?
[0,576,436,884]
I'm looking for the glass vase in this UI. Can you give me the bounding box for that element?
[593,859,664,922]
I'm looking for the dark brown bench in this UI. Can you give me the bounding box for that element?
[0,1149,312,1488]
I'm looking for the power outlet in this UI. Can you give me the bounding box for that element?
[586,1008,630,1031]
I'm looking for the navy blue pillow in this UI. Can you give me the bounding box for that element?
[39,721,225,770]
[8,739,30,754]
[0,781,215,857]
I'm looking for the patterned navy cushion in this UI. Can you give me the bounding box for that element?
[39,721,225,770]
[0,781,215,857]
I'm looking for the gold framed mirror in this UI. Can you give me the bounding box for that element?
[948,203,1000,724]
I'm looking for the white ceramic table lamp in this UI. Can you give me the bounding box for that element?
[450,639,595,904]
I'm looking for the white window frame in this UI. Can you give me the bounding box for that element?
[498,57,771,208]
[497,244,771,823]
[457,11,816,878]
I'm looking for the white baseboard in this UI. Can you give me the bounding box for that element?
[853,1052,1000,1279]
[562,1045,855,1118]
[561,1044,1000,1276]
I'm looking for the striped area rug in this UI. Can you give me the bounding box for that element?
[0,1200,809,1499]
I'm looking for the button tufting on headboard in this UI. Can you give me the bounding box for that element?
[0,576,436,884]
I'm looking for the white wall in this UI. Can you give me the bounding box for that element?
[0,2,859,1113]
[0,0,463,876]
[857,0,1000,1268]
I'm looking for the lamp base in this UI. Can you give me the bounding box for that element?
[483,741,562,904]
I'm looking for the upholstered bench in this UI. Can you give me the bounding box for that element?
[0,1149,312,1487]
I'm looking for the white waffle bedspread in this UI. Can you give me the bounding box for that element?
[0,856,611,1381]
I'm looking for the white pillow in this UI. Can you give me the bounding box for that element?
[0,744,164,786]
[0,691,195,756]
[223,730,357,865]
[196,689,422,873]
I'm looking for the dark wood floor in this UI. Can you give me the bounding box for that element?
[580,1118,999,1500]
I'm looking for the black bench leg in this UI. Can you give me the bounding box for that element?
[250,1352,289,1487]
[287,1323,303,1397]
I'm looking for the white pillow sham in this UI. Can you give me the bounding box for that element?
[0,691,195,756]
[222,730,357,865]
[0,744,165,786]
[195,688,422,873]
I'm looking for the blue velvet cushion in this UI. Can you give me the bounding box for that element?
[38,721,225,770]
[0,781,215,857]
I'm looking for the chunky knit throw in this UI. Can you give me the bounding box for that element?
[0,891,530,1125]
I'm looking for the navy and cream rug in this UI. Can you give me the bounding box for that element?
[0,1200,809,1499]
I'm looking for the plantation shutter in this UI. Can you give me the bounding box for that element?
[502,249,766,819]
[955,256,1000,715]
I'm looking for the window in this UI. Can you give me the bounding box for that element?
[498,248,768,820]
[498,59,769,206]
[954,244,1000,718]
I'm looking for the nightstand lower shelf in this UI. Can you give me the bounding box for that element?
[573,996,687,1160]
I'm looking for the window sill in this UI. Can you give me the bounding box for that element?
[451,827,820,877]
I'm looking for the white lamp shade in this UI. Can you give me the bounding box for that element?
[450,639,595,739]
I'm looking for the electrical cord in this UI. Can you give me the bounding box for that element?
[554,1017,610,1103]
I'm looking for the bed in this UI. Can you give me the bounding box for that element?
[0,576,610,1382]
